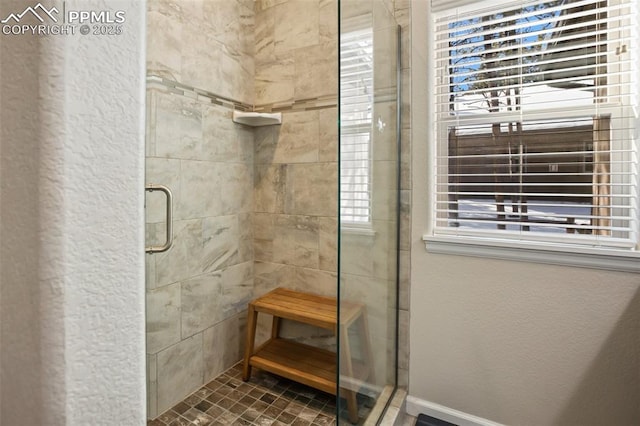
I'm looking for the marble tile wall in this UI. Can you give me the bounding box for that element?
[145,65,255,419]
[254,0,337,106]
[146,0,258,417]
[252,0,340,348]
[147,0,255,105]
[252,112,339,346]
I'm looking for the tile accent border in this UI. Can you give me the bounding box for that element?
[147,75,253,112]
[254,95,338,113]
[147,75,337,114]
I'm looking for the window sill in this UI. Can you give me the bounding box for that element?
[423,235,640,273]
[341,226,376,237]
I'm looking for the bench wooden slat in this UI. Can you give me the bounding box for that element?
[250,339,337,394]
[252,288,340,330]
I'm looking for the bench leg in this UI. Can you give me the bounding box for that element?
[344,389,359,424]
[357,307,374,383]
[271,315,281,339]
[339,322,359,424]
[242,304,257,381]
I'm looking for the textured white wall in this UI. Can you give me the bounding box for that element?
[409,2,640,425]
[0,1,146,424]
[0,2,67,424]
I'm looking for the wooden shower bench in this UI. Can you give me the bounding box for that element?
[242,287,372,424]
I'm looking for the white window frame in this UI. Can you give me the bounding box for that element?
[423,0,640,272]
[340,24,374,229]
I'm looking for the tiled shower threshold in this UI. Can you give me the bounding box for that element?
[148,363,374,426]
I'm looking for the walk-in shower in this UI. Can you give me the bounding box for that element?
[144,1,401,424]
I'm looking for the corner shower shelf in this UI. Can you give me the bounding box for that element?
[242,287,372,424]
[232,110,282,127]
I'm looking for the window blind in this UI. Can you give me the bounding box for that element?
[340,26,374,223]
[433,0,638,248]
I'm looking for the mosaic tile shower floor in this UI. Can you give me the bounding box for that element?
[148,363,373,426]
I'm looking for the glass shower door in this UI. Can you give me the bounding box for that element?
[338,0,400,423]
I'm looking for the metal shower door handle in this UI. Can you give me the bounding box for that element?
[145,184,173,253]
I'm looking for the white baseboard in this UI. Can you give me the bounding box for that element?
[406,396,505,426]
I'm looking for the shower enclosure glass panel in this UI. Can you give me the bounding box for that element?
[339,0,400,423]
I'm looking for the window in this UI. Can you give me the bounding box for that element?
[340,25,373,225]
[430,0,638,252]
